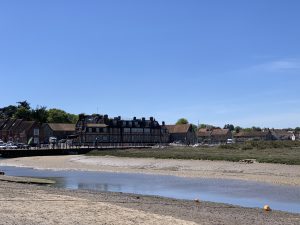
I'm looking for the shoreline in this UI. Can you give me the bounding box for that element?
[1,155,300,186]
[0,180,299,224]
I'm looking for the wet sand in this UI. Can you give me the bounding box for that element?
[0,181,299,225]
[1,155,300,186]
[0,156,300,224]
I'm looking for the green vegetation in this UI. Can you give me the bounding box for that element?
[87,141,300,165]
[176,118,189,125]
[0,101,78,124]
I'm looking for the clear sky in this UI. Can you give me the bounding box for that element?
[0,0,299,128]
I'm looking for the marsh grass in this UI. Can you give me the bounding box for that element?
[86,141,300,165]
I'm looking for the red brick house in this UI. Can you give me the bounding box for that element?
[0,119,41,144]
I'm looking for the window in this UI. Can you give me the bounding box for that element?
[88,128,92,133]
[96,128,100,133]
[124,128,130,133]
[144,128,150,134]
[34,128,39,136]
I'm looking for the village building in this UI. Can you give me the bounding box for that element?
[197,128,212,143]
[270,129,296,141]
[0,119,41,144]
[197,128,232,144]
[165,124,196,145]
[75,114,169,146]
[234,130,273,142]
[41,123,76,143]
[210,128,232,144]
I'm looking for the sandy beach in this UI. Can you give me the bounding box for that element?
[1,155,300,186]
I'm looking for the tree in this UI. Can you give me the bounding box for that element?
[224,124,235,131]
[191,123,197,131]
[252,126,262,131]
[235,126,242,133]
[176,118,189,125]
[31,106,48,123]
[17,101,31,110]
[295,127,300,132]
[0,105,17,118]
[47,108,78,123]
[13,106,32,120]
[199,124,207,129]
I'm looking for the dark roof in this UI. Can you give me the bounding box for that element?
[17,121,36,132]
[234,131,269,138]
[197,128,211,137]
[0,119,37,133]
[0,119,8,129]
[165,124,191,134]
[1,119,16,130]
[47,123,75,132]
[211,129,230,136]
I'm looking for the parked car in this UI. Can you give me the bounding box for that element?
[16,143,30,149]
[0,143,6,149]
[5,143,18,149]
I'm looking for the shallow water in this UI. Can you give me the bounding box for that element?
[1,165,300,213]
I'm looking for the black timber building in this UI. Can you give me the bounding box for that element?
[75,114,169,145]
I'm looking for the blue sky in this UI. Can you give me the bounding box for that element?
[0,0,299,128]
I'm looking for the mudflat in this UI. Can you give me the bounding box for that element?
[1,155,300,186]
[0,181,299,225]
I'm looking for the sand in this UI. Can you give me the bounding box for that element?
[0,156,300,224]
[0,181,299,225]
[1,155,300,186]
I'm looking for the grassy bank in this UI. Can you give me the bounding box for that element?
[86,141,300,165]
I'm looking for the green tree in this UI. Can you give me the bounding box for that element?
[199,124,207,129]
[13,107,32,120]
[17,101,31,110]
[0,105,17,118]
[252,126,262,131]
[295,127,300,132]
[191,123,197,131]
[224,124,235,131]
[176,118,189,125]
[31,106,48,123]
[235,126,242,133]
[47,108,78,123]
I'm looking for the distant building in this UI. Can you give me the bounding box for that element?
[197,128,232,144]
[165,124,196,145]
[197,128,212,143]
[270,129,296,141]
[75,114,169,145]
[0,119,41,144]
[234,130,273,142]
[41,123,76,143]
[210,128,232,144]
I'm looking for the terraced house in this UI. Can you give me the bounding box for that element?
[0,119,41,144]
[75,114,169,146]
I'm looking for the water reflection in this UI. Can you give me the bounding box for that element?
[1,166,300,213]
